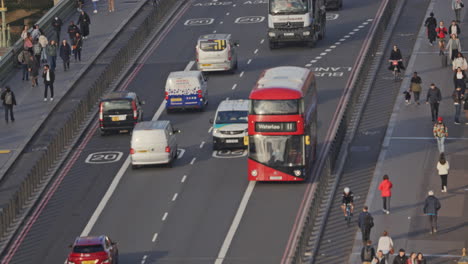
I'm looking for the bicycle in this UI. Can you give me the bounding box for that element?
[345,203,352,225]
[389,60,401,81]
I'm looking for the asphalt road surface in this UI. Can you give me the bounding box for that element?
[3,0,383,263]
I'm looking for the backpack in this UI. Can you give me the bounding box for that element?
[33,44,42,55]
[364,213,374,227]
[363,246,372,260]
[4,92,12,105]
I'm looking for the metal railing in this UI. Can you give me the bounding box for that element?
[0,0,179,240]
[290,0,399,262]
[0,0,76,85]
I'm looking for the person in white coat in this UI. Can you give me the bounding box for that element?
[436,153,450,192]
[377,231,394,260]
[452,0,464,22]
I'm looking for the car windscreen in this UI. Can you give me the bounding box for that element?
[73,245,105,254]
[102,100,132,112]
[199,40,227,52]
[216,111,248,124]
[251,99,299,115]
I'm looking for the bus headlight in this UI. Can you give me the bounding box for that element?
[214,129,219,134]
[251,170,258,177]
[268,32,276,37]
[303,31,310,36]
[293,170,302,176]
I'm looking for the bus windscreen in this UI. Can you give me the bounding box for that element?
[249,135,304,167]
[251,99,299,115]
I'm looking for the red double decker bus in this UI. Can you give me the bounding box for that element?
[247,66,317,181]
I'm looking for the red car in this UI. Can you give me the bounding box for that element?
[66,235,119,264]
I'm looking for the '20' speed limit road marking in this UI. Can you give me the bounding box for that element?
[184,18,215,26]
[85,151,124,164]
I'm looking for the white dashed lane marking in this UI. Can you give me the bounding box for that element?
[152,233,158,242]
[162,212,168,221]
[239,71,244,77]
[172,193,178,201]
[232,84,237,90]
[254,49,258,54]
[181,175,187,182]
[200,141,206,148]
[190,157,197,165]
[260,39,264,44]
[247,59,252,64]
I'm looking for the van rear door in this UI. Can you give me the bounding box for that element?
[166,77,201,108]
[198,39,229,64]
[132,130,169,163]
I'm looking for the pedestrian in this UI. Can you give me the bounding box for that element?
[23,33,33,53]
[361,240,376,264]
[377,231,394,260]
[372,250,387,264]
[423,190,441,234]
[18,50,30,81]
[416,253,426,264]
[452,52,468,71]
[410,72,422,104]
[77,0,84,12]
[46,40,58,71]
[1,86,16,123]
[424,12,437,46]
[436,153,450,192]
[358,206,374,244]
[453,67,467,91]
[67,21,80,41]
[452,0,464,23]
[42,64,55,101]
[433,117,448,153]
[77,10,91,39]
[393,249,408,264]
[92,0,99,13]
[72,32,83,62]
[464,94,468,124]
[27,54,40,87]
[38,34,48,64]
[426,83,442,122]
[436,21,448,55]
[378,175,393,214]
[448,20,461,36]
[20,25,29,40]
[31,24,41,41]
[447,34,462,62]
[32,40,42,65]
[60,39,71,71]
[407,252,417,264]
[453,87,464,124]
[108,0,115,12]
[52,16,63,42]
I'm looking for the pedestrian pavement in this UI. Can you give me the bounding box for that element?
[348,0,468,263]
[0,0,145,180]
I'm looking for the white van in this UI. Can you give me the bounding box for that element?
[196,34,238,72]
[210,99,249,150]
[130,120,180,168]
[165,71,208,112]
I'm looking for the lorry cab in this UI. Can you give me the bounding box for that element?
[210,99,249,150]
[130,120,180,168]
[165,71,208,113]
[196,34,238,72]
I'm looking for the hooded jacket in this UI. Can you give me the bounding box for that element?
[378,179,393,197]
[423,195,441,215]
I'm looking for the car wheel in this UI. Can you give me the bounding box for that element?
[132,164,139,169]
[166,108,173,114]
[100,130,107,136]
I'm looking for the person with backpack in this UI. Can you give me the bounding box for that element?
[393,249,408,264]
[18,50,31,81]
[361,240,376,264]
[1,86,17,123]
[433,117,448,153]
[378,175,393,214]
[32,40,42,65]
[423,190,441,234]
[358,206,374,244]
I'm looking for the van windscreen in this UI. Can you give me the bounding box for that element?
[102,100,132,111]
[199,40,227,52]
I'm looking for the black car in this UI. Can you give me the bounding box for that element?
[99,91,144,135]
[326,0,342,10]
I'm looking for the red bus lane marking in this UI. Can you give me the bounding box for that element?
[280,0,388,262]
[1,1,192,263]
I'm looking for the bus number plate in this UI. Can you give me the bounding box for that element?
[226,139,238,143]
[284,32,294,36]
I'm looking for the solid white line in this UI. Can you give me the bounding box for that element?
[254,49,258,54]
[208,127,213,133]
[190,157,196,165]
[181,175,187,183]
[390,136,468,140]
[200,141,206,148]
[185,60,195,71]
[214,182,256,264]
[152,233,158,242]
[162,212,168,221]
[172,193,178,201]
[260,39,265,44]
[232,84,237,90]
[247,59,252,64]
[239,71,244,77]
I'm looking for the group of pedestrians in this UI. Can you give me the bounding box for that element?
[361,238,428,264]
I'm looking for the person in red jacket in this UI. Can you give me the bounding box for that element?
[436,21,448,55]
[378,174,393,214]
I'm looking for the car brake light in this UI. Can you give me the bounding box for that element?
[228,47,232,61]
[165,91,169,100]
[197,90,203,98]
[165,146,171,153]
[99,102,103,122]
[130,148,135,154]
[196,48,199,62]
[132,101,137,120]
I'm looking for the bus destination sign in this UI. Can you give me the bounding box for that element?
[255,122,297,132]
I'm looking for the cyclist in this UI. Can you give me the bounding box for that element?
[436,21,448,55]
[341,187,354,219]
[388,45,405,74]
